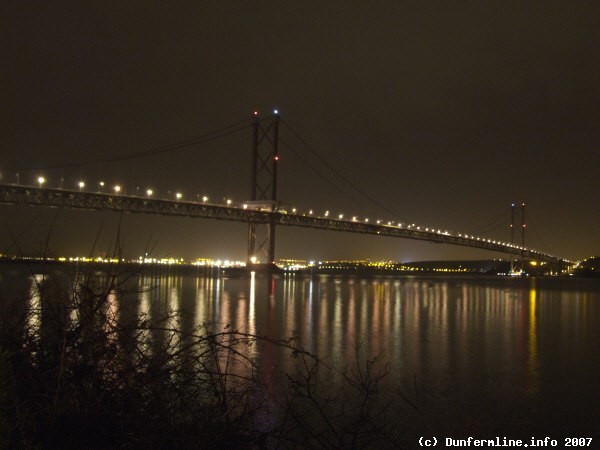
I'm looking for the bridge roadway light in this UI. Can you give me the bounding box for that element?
[99,181,105,192]
[78,181,85,191]
[146,189,153,197]
[114,185,121,194]
[37,176,45,187]
[176,192,182,200]
[202,195,208,202]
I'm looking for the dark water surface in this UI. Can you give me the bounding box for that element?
[2,265,599,442]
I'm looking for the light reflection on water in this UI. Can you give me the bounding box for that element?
[8,269,600,436]
[528,284,539,397]
[27,274,45,336]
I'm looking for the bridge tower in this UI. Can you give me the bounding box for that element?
[510,202,526,273]
[247,111,280,265]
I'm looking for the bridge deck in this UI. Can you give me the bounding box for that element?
[0,184,569,264]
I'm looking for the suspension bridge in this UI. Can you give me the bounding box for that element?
[0,112,571,267]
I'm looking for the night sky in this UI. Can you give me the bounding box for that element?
[2,2,599,262]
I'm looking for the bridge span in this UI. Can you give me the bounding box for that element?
[0,184,570,265]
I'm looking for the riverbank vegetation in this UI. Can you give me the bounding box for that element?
[0,267,420,449]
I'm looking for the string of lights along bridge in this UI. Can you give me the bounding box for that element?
[0,111,571,268]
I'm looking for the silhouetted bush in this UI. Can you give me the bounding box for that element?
[0,268,413,449]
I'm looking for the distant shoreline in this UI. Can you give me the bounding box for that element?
[0,255,580,277]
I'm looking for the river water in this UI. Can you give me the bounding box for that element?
[2,265,599,443]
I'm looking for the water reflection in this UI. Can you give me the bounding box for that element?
[248,271,256,336]
[7,269,600,436]
[528,284,539,396]
[27,274,45,337]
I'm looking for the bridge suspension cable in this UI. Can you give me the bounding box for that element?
[10,118,254,172]
[279,135,365,208]
[280,119,408,222]
[522,207,548,250]
[469,207,512,236]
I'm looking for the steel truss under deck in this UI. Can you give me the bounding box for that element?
[0,184,569,265]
